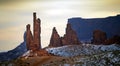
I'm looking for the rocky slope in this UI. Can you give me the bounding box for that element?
[45,44,120,66]
[0,32,27,62]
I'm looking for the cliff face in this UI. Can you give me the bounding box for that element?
[49,23,81,47]
[68,15,120,42]
[26,12,41,51]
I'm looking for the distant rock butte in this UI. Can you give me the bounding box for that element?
[91,30,107,44]
[49,23,81,47]
[105,35,120,45]
[68,15,120,42]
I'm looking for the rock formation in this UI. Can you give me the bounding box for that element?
[26,24,33,50]
[33,13,41,50]
[26,12,41,51]
[68,15,120,42]
[91,30,107,44]
[49,23,81,47]
[62,23,81,45]
[49,27,62,47]
[105,35,120,44]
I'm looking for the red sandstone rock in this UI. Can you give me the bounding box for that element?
[26,24,33,50]
[33,13,41,50]
[26,12,41,51]
[92,30,107,44]
[105,35,120,44]
[49,23,81,47]
[49,27,62,47]
[62,23,81,45]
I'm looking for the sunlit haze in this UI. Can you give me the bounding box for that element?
[0,0,120,52]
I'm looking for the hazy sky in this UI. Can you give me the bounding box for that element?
[0,0,120,52]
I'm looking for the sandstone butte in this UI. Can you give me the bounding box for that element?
[91,30,107,44]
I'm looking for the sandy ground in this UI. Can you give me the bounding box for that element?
[25,56,65,66]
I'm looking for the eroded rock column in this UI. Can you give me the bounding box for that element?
[33,12,41,50]
[26,12,41,51]
[26,24,33,50]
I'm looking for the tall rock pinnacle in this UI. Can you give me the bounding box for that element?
[49,27,62,47]
[33,12,41,50]
[26,12,41,51]
[26,24,33,50]
[62,23,81,45]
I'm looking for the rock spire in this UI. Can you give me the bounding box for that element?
[49,27,62,47]
[49,23,81,47]
[62,23,81,45]
[26,12,41,51]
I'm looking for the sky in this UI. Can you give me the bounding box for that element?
[0,0,120,52]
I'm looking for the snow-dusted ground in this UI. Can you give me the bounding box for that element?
[46,44,120,57]
[44,44,120,66]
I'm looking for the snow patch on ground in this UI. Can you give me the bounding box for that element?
[46,44,120,57]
